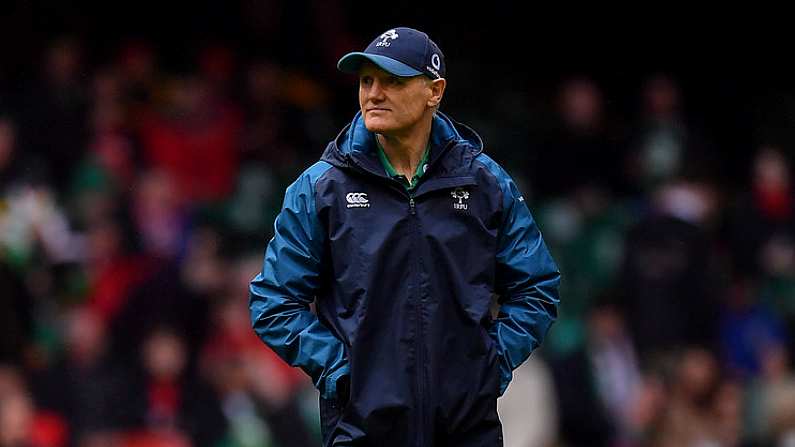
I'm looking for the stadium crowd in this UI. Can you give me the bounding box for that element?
[1,9,795,447]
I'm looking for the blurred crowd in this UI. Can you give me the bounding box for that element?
[0,23,794,447]
[0,36,334,447]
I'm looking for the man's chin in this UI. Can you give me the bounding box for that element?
[363,120,396,134]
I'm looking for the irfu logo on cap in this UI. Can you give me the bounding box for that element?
[376,29,399,47]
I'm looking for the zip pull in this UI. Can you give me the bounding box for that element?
[409,196,416,215]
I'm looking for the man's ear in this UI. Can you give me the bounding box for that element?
[427,78,446,108]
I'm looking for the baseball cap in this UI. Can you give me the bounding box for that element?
[337,27,446,80]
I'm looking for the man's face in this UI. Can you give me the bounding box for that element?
[358,63,433,135]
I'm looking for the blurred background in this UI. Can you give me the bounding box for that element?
[1,3,794,447]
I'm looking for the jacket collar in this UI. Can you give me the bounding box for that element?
[321,111,484,180]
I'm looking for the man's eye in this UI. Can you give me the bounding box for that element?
[360,77,372,85]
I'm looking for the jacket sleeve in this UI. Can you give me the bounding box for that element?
[483,158,561,396]
[249,162,349,400]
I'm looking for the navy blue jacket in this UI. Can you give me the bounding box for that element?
[249,111,560,446]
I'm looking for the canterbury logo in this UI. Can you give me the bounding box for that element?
[346,192,370,208]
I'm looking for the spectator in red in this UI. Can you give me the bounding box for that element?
[731,146,795,278]
[138,76,243,203]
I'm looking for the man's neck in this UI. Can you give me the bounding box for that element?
[376,117,432,181]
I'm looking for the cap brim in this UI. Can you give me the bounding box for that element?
[337,52,423,77]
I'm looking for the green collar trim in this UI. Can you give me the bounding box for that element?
[375,136,430,190]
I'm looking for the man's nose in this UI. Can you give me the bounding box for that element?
[367,80,386,101]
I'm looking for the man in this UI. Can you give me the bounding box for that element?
[249,27,561,446]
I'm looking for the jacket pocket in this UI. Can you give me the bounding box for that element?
[481,322,505,398]
[319,396,341,444]
[319,374,351,443]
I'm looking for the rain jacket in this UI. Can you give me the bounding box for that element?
[250,111,560,446]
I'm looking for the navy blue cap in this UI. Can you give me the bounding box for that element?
[337,27,446,80]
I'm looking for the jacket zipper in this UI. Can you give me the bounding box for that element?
[407,188,425,446]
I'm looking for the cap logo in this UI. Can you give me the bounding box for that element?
[431,54,441,70]
[376,29,399,47]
